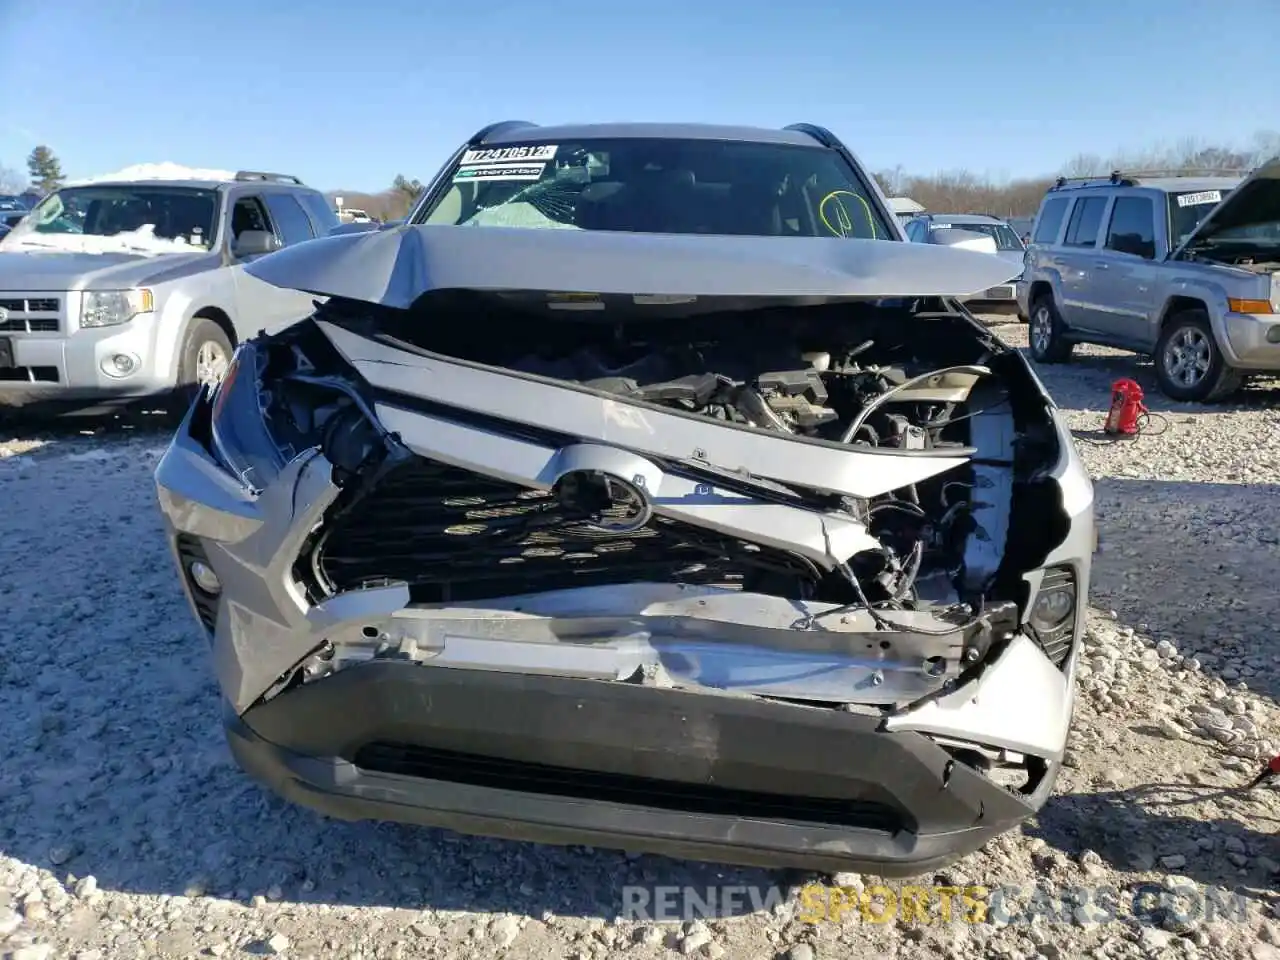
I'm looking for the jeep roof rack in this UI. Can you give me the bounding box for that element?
[1051,166,1247,191]
[234,170,304,185]
[1117,166,1246,179]
[1051,171,1134,190]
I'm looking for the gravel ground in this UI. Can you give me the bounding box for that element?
[3,320,1280,960]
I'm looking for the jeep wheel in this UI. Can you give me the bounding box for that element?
[1154,310,1242,403]
[170,318,234,419]
[1028,295,1073,364]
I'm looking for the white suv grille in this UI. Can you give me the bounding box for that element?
[0,296,62,332]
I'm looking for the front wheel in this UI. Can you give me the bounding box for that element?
[1028,295,1073,364]
[1153,310,1242,403]
[169,318,234,419]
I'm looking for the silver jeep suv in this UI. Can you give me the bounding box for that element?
[1018,159,1280,402]
[0,170,338,413]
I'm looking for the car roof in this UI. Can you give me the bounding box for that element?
[1051,175,1243,196]
[63,178,317,191]
[919,213,1004,225]
[1126,176,1242,192]
[62,178,233,190]
[480,121,824,148]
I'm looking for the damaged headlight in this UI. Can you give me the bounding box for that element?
[209,342,285,494]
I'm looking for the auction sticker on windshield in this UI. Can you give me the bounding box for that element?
[1176,191,1222,207]
[460,145,558,165]
[453,163,547,183]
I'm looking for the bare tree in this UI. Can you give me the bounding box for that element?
[0,164,24,194]
[887,130,1277,218]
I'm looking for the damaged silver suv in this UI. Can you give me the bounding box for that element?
[155,121,1095,877]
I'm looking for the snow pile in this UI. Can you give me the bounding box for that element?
[69,162,236,185]
[2,223,204,257]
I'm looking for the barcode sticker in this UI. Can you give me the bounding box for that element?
[1176,191,1222,207]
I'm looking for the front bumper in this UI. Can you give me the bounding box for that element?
[227,658,1058,876]
[156,378,1084,875]
[962,282,1019,314]
[0,295,171,408]
[1219,311,1280,371]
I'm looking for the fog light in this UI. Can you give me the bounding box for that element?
[189,560,221,595]
[101,353,140,377]
[1267,326,1280,344]
[1030,588,1074,631]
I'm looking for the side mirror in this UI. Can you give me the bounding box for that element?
[233,230,281,258]
[931,228,999,255]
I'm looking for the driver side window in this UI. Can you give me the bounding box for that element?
[231,196,272,241]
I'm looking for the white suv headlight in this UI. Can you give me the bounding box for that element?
[81,288,154,328]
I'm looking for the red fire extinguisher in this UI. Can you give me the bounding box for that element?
[1104,378,1147,436]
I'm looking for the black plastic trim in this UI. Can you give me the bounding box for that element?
[227,661,1052,875]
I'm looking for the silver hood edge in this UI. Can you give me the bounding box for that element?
[245,224,1023,308]
[1172,155,1280,258]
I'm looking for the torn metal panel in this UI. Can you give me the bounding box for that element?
[323,321,972,500]
[372,403,879,567]
[884,634,1072,759]
[296,583,1002,706]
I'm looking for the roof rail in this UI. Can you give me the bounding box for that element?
[1051,171,1134,190]
[235,170,304,185]
[1118,166,1247,179]
[783,122,837,147]
[1051,166,1247,191]
[470,120,539,145]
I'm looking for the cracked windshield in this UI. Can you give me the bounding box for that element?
[425,139,891,238]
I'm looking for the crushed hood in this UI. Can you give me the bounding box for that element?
[1173,156,1280,256]
[244,223,1023,309]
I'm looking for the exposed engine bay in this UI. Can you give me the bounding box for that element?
[234,293,1068,672]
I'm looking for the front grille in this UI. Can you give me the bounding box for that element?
[0,297,61,333]
[354,742,903,831]
[0,366,58,382]
[315,456,816,602]
[175,534,219,634]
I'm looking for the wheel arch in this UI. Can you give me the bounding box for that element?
[169,305,237,382]
[1158,295,1210,331]
[189,306,238,348]
[1028,280,1055,306]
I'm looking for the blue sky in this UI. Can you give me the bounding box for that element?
[0,0,1275,191]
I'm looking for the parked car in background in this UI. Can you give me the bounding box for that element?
[1006,216,1034,242]
[1020,162,1279,402]
[338,208,374,224]
[0,168,339,414]
[0,195,30,231]
[156,119,1094,879]
[904,213,1025,314]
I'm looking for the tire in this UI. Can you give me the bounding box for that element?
[169,317,234,419]
[1153,309,1242,403]
[1028,295,1073,364]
